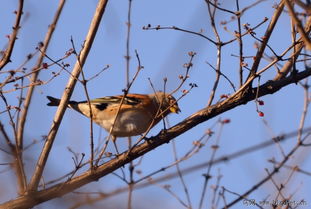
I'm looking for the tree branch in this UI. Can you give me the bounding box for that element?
[0,0,24,70]
[27,0,109,192]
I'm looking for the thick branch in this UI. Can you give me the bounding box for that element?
[27,0,109,192]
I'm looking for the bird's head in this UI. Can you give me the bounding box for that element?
[151,92,181,114]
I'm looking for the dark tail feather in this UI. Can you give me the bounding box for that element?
[46,96,61,106]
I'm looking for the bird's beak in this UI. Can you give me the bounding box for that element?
[170,104,181,114]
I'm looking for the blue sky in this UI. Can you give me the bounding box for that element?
[1,0,311,208]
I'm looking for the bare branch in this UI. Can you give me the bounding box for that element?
[0,0,24,70]
[285,0,311,50]
[27,0,109,192]
[274,16,311,80]
[247,1,284,81]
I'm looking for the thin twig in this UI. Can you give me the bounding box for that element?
[199,120,224,209]
[223,16,269,45]
[206,61,236,91]
[1,49,72,86]
[143,25,217,45]
[297,80,309,143]
[125,0,133,87]
[0,121,14,150]
[70,37,95,169]
[236,0,244,87]
[173,140,193,208]
[170,51,196,95]
[126,2,134,208]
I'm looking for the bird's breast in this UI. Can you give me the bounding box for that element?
[100,110,154,137]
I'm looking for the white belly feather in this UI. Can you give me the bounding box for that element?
[75,103,153,137]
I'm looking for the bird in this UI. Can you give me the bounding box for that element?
[46,92,180,138]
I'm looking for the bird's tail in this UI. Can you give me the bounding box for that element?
[46,96,61,106]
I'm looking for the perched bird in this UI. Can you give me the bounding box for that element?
[46,92,180,138]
